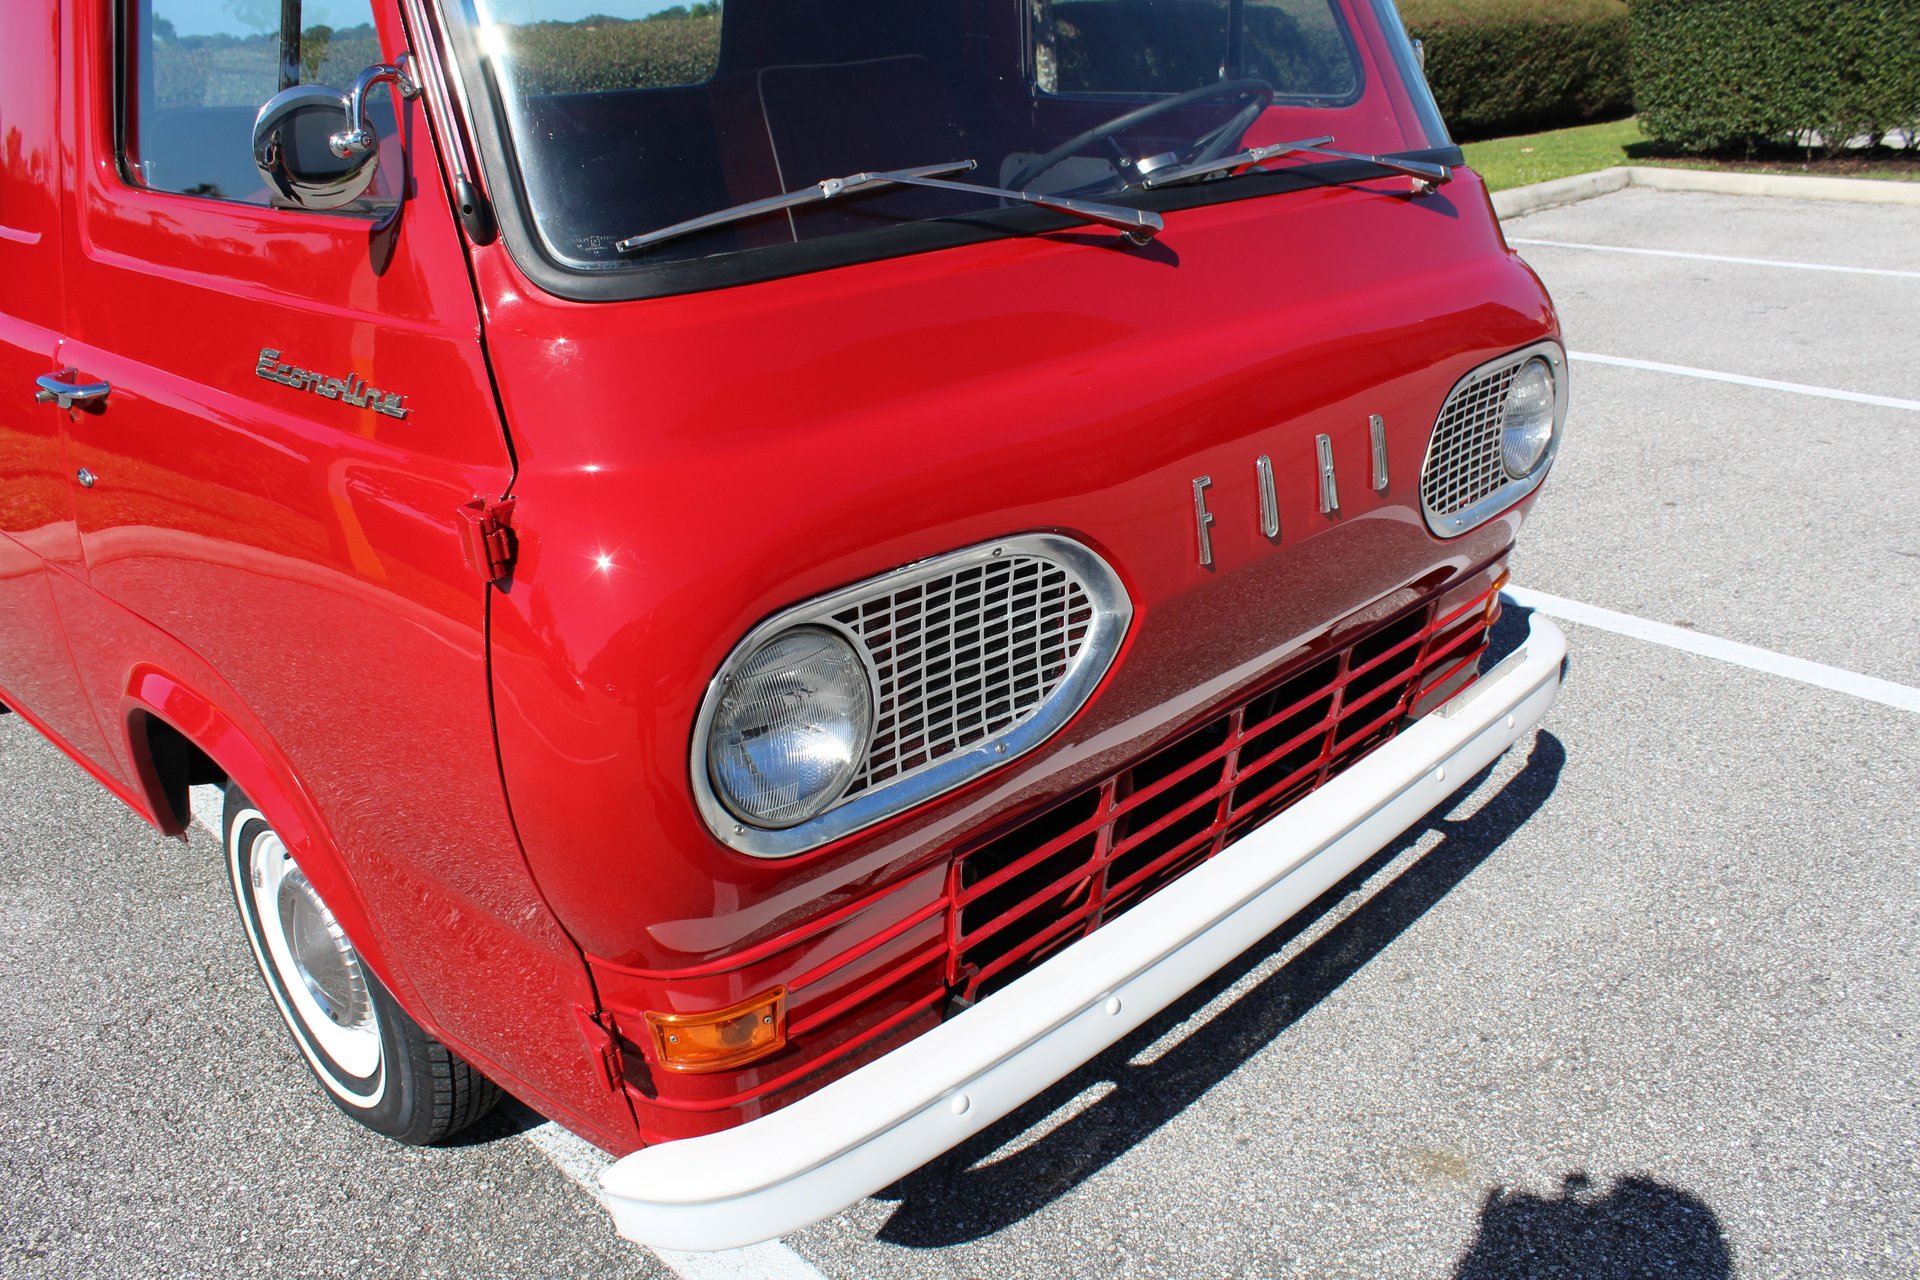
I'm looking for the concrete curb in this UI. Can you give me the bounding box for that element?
[1490,168,1633,219]
[1491,165,1920,219]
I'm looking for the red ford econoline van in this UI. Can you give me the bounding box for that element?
[0,0,1566,1249]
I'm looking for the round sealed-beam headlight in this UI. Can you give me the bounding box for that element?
[1500,357,1557,479]
[706,627,874,829]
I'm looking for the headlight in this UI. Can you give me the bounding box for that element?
[706,627,874,829]
[1500,357,1557,479]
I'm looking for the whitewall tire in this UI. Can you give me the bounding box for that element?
[223,787,501,1144]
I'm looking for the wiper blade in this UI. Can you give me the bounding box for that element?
[1143,135,1451,191]
[616,159,1163,254]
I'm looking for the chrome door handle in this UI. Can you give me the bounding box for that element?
[34,374,111,410]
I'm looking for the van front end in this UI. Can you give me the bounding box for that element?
[438,0,1570,1246]
[599,609,1564,1250]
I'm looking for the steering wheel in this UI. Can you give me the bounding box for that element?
[1007,78,1275,192]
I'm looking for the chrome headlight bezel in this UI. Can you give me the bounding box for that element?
[690,535,1132,859]
[1419,340,1569,539]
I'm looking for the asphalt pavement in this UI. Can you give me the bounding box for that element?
[3,186,1916,1278]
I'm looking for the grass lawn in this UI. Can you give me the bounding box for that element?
[1461,117,1645,191]
[1462,117,1920,191]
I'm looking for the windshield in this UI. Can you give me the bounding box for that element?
[450,0,1449,278]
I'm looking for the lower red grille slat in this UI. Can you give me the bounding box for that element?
[1232,714,1338,787]
[786,897,948,995]
[1224,754,1330,825]
[946,578,1501,1000]
[789,940,949,1037]
[1101,822,1222,909]
[956,800,1106,907]
[1106,772,1233,865]
[957,847,1106,951]
[968,901,1101,988]
[1418,648,1486,702]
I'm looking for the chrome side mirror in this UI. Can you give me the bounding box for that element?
[252,60,418,211]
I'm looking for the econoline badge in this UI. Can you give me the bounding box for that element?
[255,347,409,420]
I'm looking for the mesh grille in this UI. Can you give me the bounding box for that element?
[1421,363,1519,517]
[832,555,1096,799]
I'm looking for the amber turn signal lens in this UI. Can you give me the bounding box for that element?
[644,987,787,1074]
[1487,568,1510,624]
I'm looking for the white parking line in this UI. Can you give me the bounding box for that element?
[519,1116,616,1193]
[1504,587,1920,714]
[188,783,223,836]
[183,786,829,1280]
[520,1123,828,1280]
[1567,351,1920,413]
[653,1241,833,1280]
[1512,237,1920,280]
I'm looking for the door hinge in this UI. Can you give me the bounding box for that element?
[457,496,516,584]
[573,1005,626,1092]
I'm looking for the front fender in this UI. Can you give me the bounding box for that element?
[121,664,414,1012]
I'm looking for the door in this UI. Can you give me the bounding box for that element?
[55,0,512,762]
[0,0,120,769]
[54,0,515,839]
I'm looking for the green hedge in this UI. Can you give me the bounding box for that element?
[1632,0,1920,153]
[151,27,381,110]
[499,16,722,95]
[1401,0,1632,141]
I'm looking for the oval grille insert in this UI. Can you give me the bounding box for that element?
[833,555,1094,799]
[1421,363,1519,518]
[692,535,1132,858]
[1419,342,1566,538]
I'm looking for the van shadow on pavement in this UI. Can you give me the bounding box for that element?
[872,620,1568,1246]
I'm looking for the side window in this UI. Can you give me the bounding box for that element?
[120,0,398,211]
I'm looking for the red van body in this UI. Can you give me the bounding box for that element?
[0,0,1566,1249]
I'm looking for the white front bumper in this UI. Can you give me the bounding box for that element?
[603,613,1568,1251]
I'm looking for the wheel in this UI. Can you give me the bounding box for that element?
[1007,78,1275,191]
[223,787,501,1144]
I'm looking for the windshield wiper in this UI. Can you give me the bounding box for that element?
[615,159,1163,254]
[1143,135,1451,192]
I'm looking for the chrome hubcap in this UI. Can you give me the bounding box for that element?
[275,865,372,1032]
[235,811,383,1098]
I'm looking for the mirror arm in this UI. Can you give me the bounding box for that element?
[330,57,421,159]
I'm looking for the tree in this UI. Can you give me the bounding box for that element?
[223,0,279,35]
[302,25,334,81]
